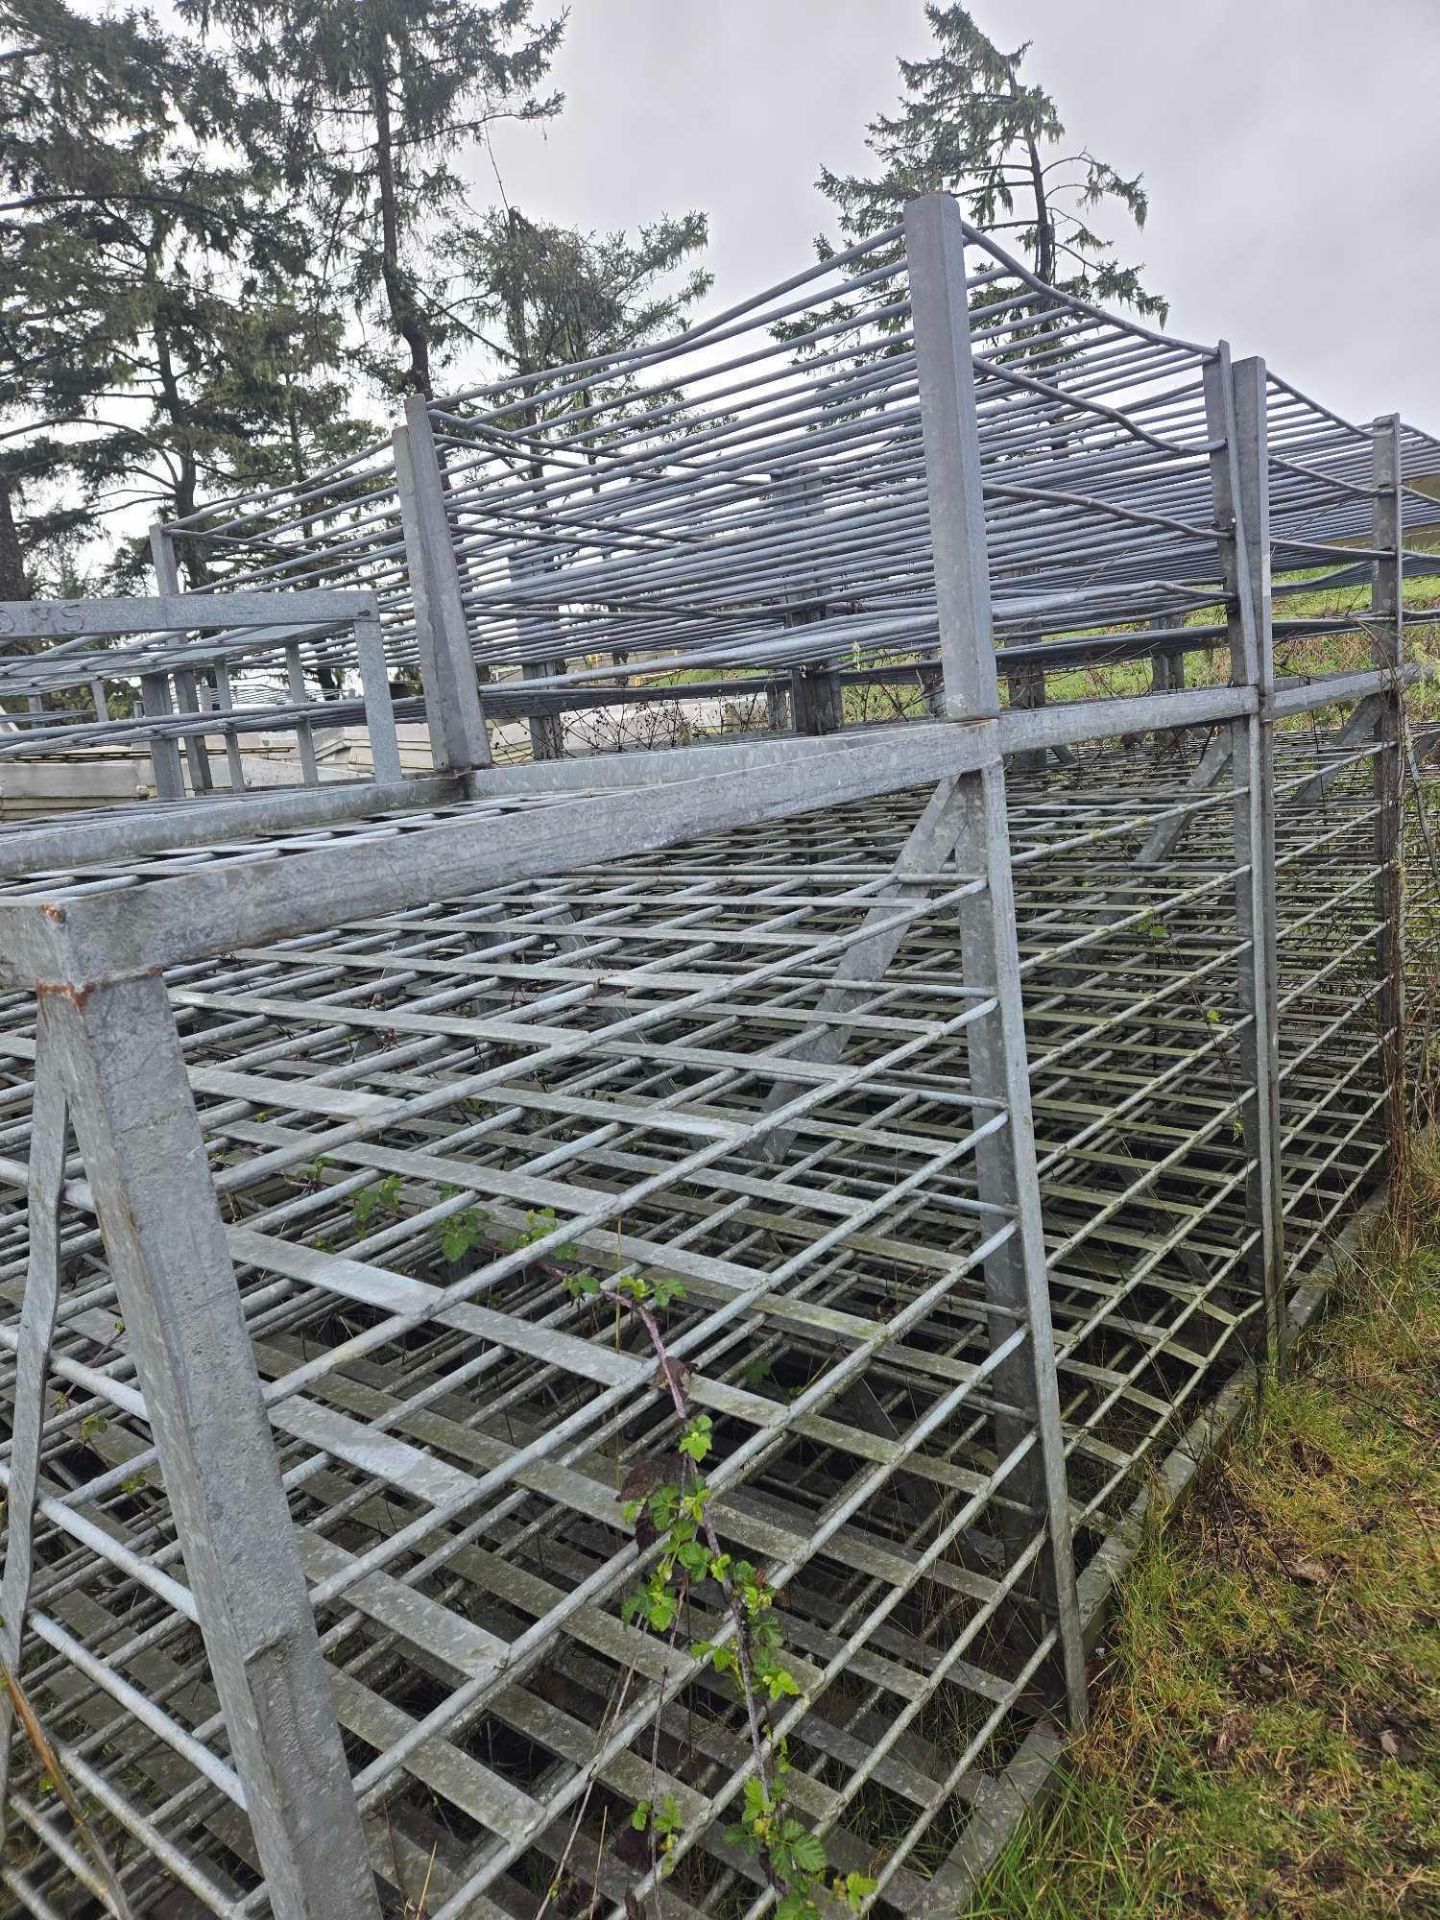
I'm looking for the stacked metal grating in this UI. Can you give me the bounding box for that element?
[0,590,405,811]
[0,193,1436,1919]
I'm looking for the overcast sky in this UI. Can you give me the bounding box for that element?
[484,0,1440,427]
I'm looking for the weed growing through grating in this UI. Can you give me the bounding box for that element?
[560,1264,877,1920]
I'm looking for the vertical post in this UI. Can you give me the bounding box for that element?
[1005,660,1047,775]
[510,549,566,761]
[149,524,211,793]
[286,642,320,785]
[1148,614,1184,762]
[40,975,380,1920]
[139,671,186,800]
[776,473,841,735]
[172,668,215,792]
[149,520,181,599]
[211,658,247,791]
[1373,414,1405,1156]
[1204,348,1284,1360]
[393,397,492,775]
[0,1056,67,1831]
[906,191,1085,1726]
[355,605,403,785]
[905,195,996,721]
[919,660,945,719]
[789,665,842,735]
[1149,614,1185,693]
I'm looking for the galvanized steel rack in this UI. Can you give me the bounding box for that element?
[0,193,1434,1918]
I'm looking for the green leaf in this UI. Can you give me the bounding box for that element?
[440,1217,475,1264]
[785,1825,827,1876]
[676,1540,710,1579]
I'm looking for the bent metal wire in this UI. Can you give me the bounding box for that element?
[0,194,1434,1919]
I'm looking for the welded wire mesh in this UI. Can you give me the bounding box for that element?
[0,716,1424,1917]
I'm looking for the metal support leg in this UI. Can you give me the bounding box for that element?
[1148,617,1185,759]
[1149,618,1185,696]
[1006,663,1047,774]
[139,673,185,800]
[524,670,565,760]
[211,660,247,791]
[394,397,492,776]
[954,761,1086,1725]
[905,189,1086,1725]
[0,1054,67,1831]
[39,975,380,1920]
[1205,350,1284,1357]
[355,608,403,784]
[775,471,839,735]
[147,523,212,792]
[506,545,565,761]
[1373,414,1406,1156]
[172,668,213,793]
[286,644,320,785]
[919,661,945,719]
[789,663,842,735]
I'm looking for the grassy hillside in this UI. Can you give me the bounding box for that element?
[974,1147,1440,1920]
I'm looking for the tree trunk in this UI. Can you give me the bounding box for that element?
[0,475,29,600]
[1024,129,1055,287]
[153,315,209,586]
[372,48,432,396]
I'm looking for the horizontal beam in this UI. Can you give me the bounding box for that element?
[468,727,868,796]
[0,722,998,989]
[0,774,463,877]
[0,665,1407,990]
[1271,663,1416,717]
[0,590,379,641]
[1001,682,1252,750]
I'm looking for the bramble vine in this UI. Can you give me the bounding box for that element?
[335,1169,875,1913]
[564,1266,875,1920]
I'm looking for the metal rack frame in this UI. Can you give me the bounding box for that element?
[0,193,1426,1918]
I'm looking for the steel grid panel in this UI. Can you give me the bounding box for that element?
[0,717,1417,1917]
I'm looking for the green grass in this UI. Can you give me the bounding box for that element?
[973,1148,1440,1920]
[605,567,1440,731]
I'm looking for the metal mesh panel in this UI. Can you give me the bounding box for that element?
[0,725,1420,1916]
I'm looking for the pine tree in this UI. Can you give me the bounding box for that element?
[452,207,712,390]
[819,3,1165,320]
[187,0,565,397]
[0,0,371,587]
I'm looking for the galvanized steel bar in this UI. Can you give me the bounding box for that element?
[906,189,1087,1725]
[36,976,380,1920]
